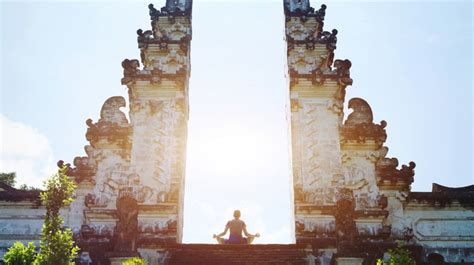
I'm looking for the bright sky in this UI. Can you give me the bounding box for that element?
[1,0,472,244]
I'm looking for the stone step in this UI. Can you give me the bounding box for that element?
[166,244,309,265]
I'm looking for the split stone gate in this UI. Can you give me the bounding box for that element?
[0,1,472,264]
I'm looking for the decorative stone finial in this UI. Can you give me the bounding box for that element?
[346,98,373,125]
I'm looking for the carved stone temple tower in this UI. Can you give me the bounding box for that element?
[61,0,193,262]
[0,1,473,264]
[284,1,473,264]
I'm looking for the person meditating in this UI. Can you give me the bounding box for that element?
[213,210,260,244]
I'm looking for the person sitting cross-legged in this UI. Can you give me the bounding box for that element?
[213,210,260,244]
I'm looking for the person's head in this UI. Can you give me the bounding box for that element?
[233,210,241,219]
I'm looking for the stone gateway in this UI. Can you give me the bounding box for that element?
[0,0,473,264]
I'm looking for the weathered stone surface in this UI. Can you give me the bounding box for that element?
[285,1,474,263]
[58,1,192,262]
[0,1,473,264]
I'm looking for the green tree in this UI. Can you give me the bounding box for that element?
[377,245,416,265]
[122,257,148,265]
[4,242,37,265]
[19,184,41,191]
[33,165,79,265]
[0,172,16,186]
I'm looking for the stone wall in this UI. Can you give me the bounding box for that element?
[0,183,43,258]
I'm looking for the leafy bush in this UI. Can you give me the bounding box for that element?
[122,257,148,265]
[34,165,79,265]
[377,245,416,265]
[4,242,36,265]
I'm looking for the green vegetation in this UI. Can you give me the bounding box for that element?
[122,257,148,265]
[376,244,416,265]
[0,172,16,186]
[4,242,36,265]
[4,166,79,265]
[0,172,40,190]
[19,184,41,191]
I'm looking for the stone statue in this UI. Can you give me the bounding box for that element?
[137,29,153,46]
[335,189,356,243]
[113,195,138,253]
[334,59,353,85]
[334,59,352,77]
[121,59,140,85]
[148,4,160,20]
[314,4,327,20]
[320,29,338,50]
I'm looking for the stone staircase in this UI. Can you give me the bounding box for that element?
[166,244,309,265]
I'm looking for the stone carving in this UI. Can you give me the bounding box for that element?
[80,224,114,238]
[286,22,314,41]
[288,48,326,74]
[163,22,189,41]
[295,218,335,238]
[333,59,353,86]
[345,98,373,125]
[341,98,387,144]
[99,96,128,126]
[85,96,130,148]
[314,4,327,21]
[113,195,138,253]
[157,49,186,74]
[319,29,337,51]
[376,152,416,189]
[340,121,387,144]
[297,102,344,205]
[137,29,154,48]
[84,193,110,208]
[66,145,97,183]
[139,219,178,235]
[121,59,140,85]
[148,4,160,21]
[335,189,356,243]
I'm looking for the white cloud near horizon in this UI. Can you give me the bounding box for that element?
[0,114,56,188]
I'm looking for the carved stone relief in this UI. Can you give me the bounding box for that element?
[295,216,335,236]
[113,195,138,253]
[341,155,381,210]
[297,101,343,204]
[288,47,327,74]
[154,49,187,74]
[163,22,190,41]
[129,99,186,204]
[286,22,314,41]
[139,217,178,235]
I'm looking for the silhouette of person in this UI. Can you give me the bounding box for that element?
[213,210,260,244]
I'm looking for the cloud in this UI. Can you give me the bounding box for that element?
[0,114,55,188]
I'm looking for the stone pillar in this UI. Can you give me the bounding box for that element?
[62,2,193,262]
[125,0,193,244]
[284,0,353,244]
